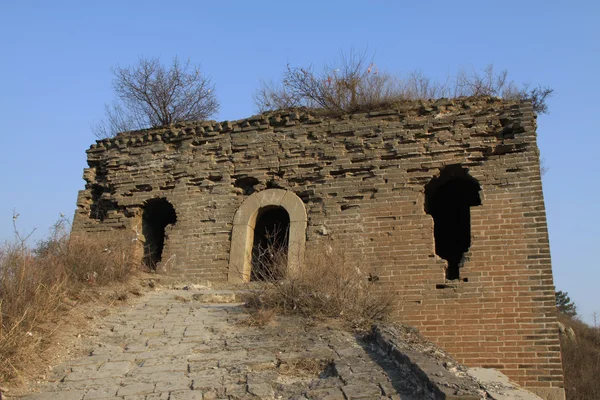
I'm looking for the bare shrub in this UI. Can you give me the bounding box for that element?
[254,50,414,114]
[0,215,139,382]
[255,50,552,115]
[455,65,553,114]
[93,56,219,138]
[250,225,289,282]
[245,240,394,330]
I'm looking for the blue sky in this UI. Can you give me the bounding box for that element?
[1,1,598,322]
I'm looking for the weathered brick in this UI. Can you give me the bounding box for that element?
[72,98,563,394]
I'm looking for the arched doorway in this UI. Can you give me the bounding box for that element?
[142,198,177,269]
[251,206,290,281]
[228,189,307,283]
[425,165,481,280]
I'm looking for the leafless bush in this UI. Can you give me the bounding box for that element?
[250,226,289,282]
[254,50,413,114]
[93,56,219,138]
[245,239,394,330]
[455,65,553,114]
[255,51,552,115]
[0,214,139,382]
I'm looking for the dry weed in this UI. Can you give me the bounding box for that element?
[255,50,552,115]
[276,357,335,377]
[110,291,129,303]
[173,295,191,303]
[237,308,275,328]
[0,215,139,383]
[245,241,394,330]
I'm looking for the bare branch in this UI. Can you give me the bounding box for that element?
[93,56,219,138]
[255,53,553,116]
[11,210,36,250]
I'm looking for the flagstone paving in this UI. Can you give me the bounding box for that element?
[13,288,431,400]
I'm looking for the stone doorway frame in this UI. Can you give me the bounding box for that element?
[228,189,307,283]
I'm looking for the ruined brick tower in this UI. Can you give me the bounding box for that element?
[73,97,564,399]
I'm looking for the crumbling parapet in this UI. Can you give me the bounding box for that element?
[71,97,563,399]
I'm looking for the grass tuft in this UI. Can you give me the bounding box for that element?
[244,241,394,331]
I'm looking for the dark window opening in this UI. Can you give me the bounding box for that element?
[142,198,177,269]
[425,165,481,280]
[251,206,290,281]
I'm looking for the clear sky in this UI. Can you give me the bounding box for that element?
[1,1,598,322]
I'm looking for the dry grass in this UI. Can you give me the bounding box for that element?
[254,50,552,115]
[0,217,139,383]
[237,308,275,328]
[244,241,394,331]
[559,314,600,399]
[173,295,191,303]
[276,357,335,378]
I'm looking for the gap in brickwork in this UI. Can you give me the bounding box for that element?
[89,185,110,220]
[266,179,284,189]
[251,206,290,281]
[142,198,177,269]
[425,165,481,281]
[234,176,260,195]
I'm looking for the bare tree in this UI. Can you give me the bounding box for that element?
[94,57,219,138]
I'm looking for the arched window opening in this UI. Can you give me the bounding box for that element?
[251,206,290,281]
[142,198,177,269]
[425,165,481,281]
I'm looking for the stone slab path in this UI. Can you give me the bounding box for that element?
[13,288,428,400]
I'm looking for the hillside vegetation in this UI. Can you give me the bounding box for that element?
[557,295,600,399]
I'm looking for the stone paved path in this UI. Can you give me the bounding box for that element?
[14,288,422,400]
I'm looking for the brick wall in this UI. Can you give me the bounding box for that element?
[72,97,564,398]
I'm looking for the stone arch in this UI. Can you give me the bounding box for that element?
[228,189,307,283]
